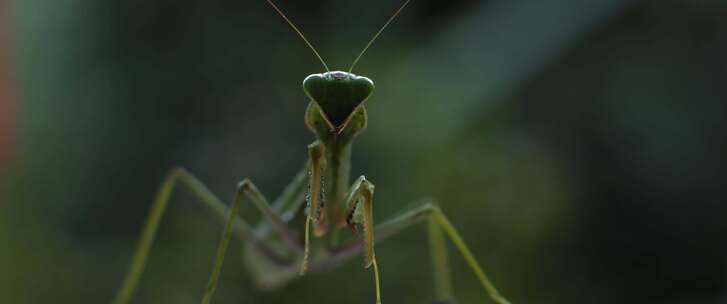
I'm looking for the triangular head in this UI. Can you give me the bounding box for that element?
[303,71,374,132]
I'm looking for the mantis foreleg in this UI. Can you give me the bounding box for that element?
[300,141,326,275]
[343,175,382,304]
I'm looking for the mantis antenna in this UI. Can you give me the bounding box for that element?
[265,0,330,72]
[348,0,413,73]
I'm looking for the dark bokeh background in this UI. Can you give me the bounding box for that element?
[3,0,727,303]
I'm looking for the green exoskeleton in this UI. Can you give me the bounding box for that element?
[111,1,511,303]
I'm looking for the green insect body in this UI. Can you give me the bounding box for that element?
[111,1,512,304]
[303,71,371,234]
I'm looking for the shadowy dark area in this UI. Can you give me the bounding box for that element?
[3,0,727,303]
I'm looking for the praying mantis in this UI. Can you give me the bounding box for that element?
[111,1,511,303]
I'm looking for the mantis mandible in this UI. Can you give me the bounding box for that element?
[111,1,511,303]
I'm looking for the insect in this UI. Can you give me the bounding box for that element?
[111,1,511,303]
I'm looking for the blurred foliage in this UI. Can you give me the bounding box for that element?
[2,0,727,303]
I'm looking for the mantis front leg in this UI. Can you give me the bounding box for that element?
[343,175,382,304]
[300,141,326,275]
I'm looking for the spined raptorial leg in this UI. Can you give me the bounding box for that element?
[342,175,382,304]
[111,168,304,304]
[300,141,326,275]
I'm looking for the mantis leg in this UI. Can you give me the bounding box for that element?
[111,168,300,304]
[271,162,308,216]
[300,141,326,275]
[201,178,303,304]
[321,202,511,304]
[204,146,325,300]
[342,175,382,304]
[380,203,510,303]
[254,162,308,238]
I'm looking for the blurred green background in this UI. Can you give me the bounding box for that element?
[3,0,727,303]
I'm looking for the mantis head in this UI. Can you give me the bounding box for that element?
[303,71,374,133]
[264,0,410,137]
